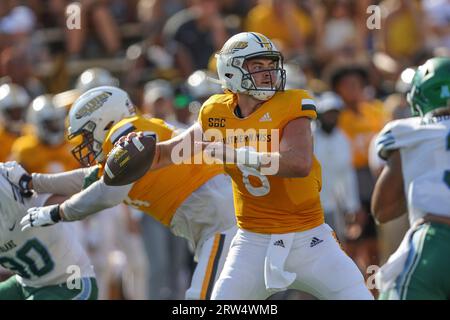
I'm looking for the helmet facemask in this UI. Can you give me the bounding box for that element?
[67,86,138,167]
[3,106,26,134]
[68,120,104,167]
[39,117,66,146]
[232,53,286,101]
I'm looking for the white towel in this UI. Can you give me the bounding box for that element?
[264,233,296,293]
[375,227,414,292]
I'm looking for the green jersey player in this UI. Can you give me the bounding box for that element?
[372,57,450,300]
[0,163,97,300]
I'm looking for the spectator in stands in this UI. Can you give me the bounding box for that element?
[171,84,194,130]
[137,0,185,38]
[314,0,365,63]
[330,63,390,274]
[123,40,177,106]
[142,79,174,120]
[0,2,36,43]
[65,0,122,59]
[244,0,314,57]
[0,47,45,98]
[26,0,67,28]
[163,0,228,77]
[377,0,424,68]
[217,0,254,32]
[312,91,363,243]
[422,0,450,50]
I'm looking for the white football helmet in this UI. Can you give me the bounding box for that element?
[186,70,222,100]
[28,95,67,146]
[284,63,306,90]
[0,83,30,134]
[216,32,286,101]
[75,68,119,94]
[185,69,222,114]
[67,86,136,167]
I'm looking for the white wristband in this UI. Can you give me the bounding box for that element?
[236,147,261,169]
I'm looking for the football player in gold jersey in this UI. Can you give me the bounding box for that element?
[10,95,79,173]
[125,32,373,299]
[0,83,30,162]
[8,86,236,300]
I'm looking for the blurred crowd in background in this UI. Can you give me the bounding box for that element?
[0,0,449,299]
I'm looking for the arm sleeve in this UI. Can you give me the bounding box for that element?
[31,167,97,196]
[60,177,133,221]
[292,90,318,120]
[375,124,398,161]
[376,118,420,160]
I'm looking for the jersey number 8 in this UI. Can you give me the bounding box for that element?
[237,163,270,197]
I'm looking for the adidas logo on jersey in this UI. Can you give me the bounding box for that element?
[310,237,323,247]
[273,239,285,248]
[259,112,272,122]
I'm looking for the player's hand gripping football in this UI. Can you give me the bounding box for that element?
[105,132,157,186]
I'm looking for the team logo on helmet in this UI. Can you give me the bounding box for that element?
[75,91,112,119]
[220,41,248,55]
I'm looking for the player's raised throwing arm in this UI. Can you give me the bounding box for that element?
[122,116,313,178]
[257,116,313,178]
[152,122,204,170]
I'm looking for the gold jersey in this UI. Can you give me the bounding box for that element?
[101,116,223,226]
[11,135,79,173]
[0,127,18,162]
[198,90,324,234]
[338,100,389,169]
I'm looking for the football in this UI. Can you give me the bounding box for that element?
[103,134,156,186]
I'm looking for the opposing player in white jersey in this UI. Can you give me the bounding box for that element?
[373,57,450,300]
[0,163,97,300]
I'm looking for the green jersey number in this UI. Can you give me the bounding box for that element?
[0,239,55,279]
